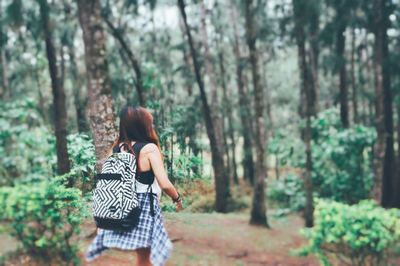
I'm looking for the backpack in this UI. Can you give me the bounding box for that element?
[92,142,151,231]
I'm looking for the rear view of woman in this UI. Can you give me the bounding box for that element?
[85,106,183,266]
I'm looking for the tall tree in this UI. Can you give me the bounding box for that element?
[0,0,9,99]
[178,0,230,212]
[371,0,394,207]
[245,0,268,227]
[293,0,319,227]
[0,43,8,100]
[334,1,350,128]
[230,2,255,185]
[62,2,89,133]
[350,23,359,124]
[38,0,71,175]
[77,0,117,172]
[213,1,239,185]
[218,50,239,185]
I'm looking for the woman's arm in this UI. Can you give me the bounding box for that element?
[145,144,183,210]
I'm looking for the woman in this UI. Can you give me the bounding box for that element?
[85,106,183,266]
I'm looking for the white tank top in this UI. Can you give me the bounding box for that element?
[136,178,162,200]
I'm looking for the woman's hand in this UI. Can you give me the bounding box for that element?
[175,201,183,212]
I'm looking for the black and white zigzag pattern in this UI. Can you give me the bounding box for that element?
[92,152,139,220]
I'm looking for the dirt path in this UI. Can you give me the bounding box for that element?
[81,212,318,266]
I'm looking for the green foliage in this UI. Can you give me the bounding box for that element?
[268,130,302,167]
[0,99,97,189]
[0,99,56,185]
[0,178,87,265]
[67,133,96,190]
[169,153,203,181]
[309,109,376,203]
[269,108,376,210]
[296,199,400,266]
[267,173,305,212]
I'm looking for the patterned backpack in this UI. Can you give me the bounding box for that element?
[92,142,146,231]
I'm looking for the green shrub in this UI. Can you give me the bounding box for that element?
[267,173,305,212]
[0,99,56,184]
[168,153,203,181]
[0,99,96,189]
[310,109,376,203]
[0,179,87,265]
[296,199,400,266]
[66,133,96,191]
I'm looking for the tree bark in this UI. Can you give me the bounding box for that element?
[293,0,315,227]
[0,49,8,99]
[219,50,239,185]
[395,105,400,207]
[0,2,9,100]
[199,1,228,173]
[213,3,239,185]
[178,0,230,212]
[350,25,359,124]
[230,3,255,185]
[68,41,89,133]
[336,25,349,128]
[77,0,117,173]
[245,0,268,227]
[103,17,146,106]
[39,0,71,175]
[371,0,394,207]
[309,7,319,115]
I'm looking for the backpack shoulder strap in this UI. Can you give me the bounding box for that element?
[112,144,120,154]
[132,142,147,157]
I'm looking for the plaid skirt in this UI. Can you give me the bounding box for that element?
[85,193,173,266]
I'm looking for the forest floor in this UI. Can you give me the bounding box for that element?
[80,212,319,266]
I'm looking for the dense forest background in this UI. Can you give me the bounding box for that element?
[0,0,400,265]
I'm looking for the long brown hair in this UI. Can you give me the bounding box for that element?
[112,106,161,154]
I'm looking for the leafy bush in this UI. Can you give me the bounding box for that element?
[168,153,203,181]
[309,109,376,203]
[0,179,87,265]
[296,199,400,266]
[267,173,305,212]
[268,130,303,169]
[0,99,56,185]
[0,98,96,191]
[66,133,96,191]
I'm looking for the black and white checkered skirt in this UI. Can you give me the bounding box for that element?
[85,193,173,266]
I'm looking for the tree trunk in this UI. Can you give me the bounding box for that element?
[68,41,89,132]
[371,0,394,207]
[245,0,268,227]
[199,0,230,197]
[199,0,227,171]
[0,2,9,100]
[337,25,349,128]
[213,3,238,184]
[230,3,255,185]
[178,0,230,212]
[77,0,117,173]
[103,17,146,106]
[350,25,359,124]
[178,20,202,176]
[309,8,319,115]
[0,49,8,99]
[219,51,239,185]
[261,53,273,129]
[293,0,315,228]
[39,0,71,175]
[395,105,400,207]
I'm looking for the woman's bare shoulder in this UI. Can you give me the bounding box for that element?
[142,143,159,154]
